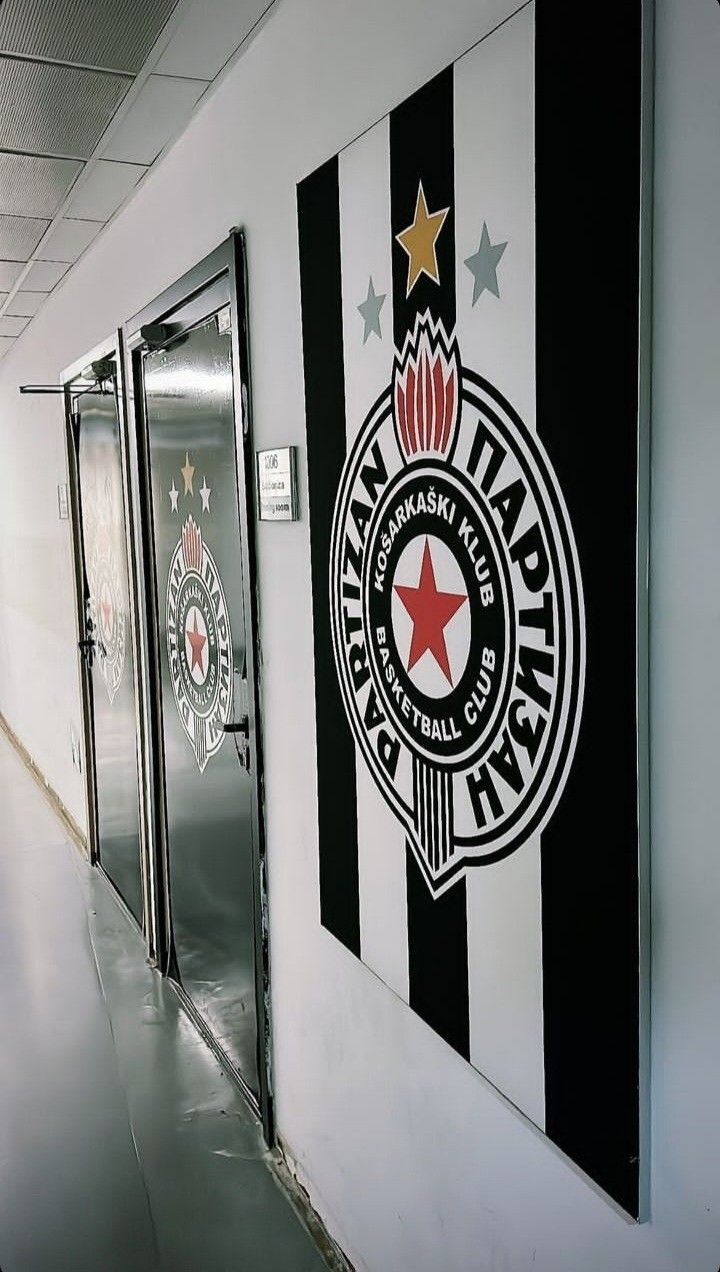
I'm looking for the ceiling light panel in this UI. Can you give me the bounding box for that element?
[35,218,101,262]
[22,260,70,290]
[102,75,207,165]
[0,152,83,218]
[0,58,131,158]
[5,291,49,318]
[0,0,181,74]
[157,0,272,80]
[66,159,146,220]
[0,213,49,260]
[0,315,28,336]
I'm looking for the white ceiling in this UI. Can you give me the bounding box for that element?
[0,0,274,358]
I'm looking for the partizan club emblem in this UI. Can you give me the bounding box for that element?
[88,542,126,705]
[330,312,585,895]
[166,513,232,772]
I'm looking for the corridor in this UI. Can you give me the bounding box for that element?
[0,732,326,1272]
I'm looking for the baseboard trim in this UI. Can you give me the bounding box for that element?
[0,712,88,855]
[270,1139,355,1272]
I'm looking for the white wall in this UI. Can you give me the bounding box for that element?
[0,0,718,1268]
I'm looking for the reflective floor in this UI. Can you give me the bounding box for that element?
[0,734,326,1272]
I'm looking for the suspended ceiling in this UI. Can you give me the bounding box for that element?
[0,0,274,359]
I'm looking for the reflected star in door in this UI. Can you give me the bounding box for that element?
[185,608,207,679]
[181,451,195,496]
[100,594,113,638]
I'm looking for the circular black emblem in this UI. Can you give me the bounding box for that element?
[89,544,126,705]
[330,312,585,894]
[166,516,232,771]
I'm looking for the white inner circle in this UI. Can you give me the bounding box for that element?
[185,604,208,686]
[390,533,470,700]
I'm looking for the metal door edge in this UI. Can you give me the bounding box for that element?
[123,232,274,1146]
[62,331,157,956]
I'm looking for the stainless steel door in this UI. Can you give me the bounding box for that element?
[74,382,144,924]
[139,301,259,1099]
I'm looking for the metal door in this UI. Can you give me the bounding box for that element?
[65,345,145,926]
[128,239,266,1114]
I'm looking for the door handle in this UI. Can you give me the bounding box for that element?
[223,716,250,770]
[222,717,249,736]
[78,636,95,668]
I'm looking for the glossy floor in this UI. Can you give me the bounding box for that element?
[0,735,326,1272]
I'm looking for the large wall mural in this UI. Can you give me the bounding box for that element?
[299,2,645,1216]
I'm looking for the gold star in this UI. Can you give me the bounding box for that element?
[395,182,450,297]
[181,451,195,497]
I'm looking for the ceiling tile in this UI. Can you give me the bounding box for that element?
[66,159,146,220]
[36,218,101,263]
[0,58,132,158]
[0,336,15,357]
[0,0,181,74]
[0,314,28,336]
[157,0,272,80]
[23,260,71,290]
[0,262,24,288]
[0,152,83,218]
[0,213,49,260]
[102,74,207,165]
[5,291,48,317]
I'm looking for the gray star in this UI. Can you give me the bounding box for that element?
[357,276,386,344]
[464,223,507,304]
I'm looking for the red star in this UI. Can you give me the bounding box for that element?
[394,539,467,685]
[186,609,207,675]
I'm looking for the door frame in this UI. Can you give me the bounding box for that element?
[62,330,155,948]
[124,231,273,1142]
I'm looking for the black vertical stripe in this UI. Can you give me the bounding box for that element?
[391,66,457,339]
[298,158,360,956]
[536,4,642,1216]
[390,66,470,1058]
[406,851,470,1060]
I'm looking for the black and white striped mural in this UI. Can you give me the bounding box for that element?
[299,1,644,1216]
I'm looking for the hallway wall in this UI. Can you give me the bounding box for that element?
[0,0,718,1269]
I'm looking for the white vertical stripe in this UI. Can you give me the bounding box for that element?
[454,3,536,429]
[466,846,545,1128]
[455,3,546,1130]
[339,118,409,1002]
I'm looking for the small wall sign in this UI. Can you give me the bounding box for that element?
[57,482,69,520]
[256,447,298,521]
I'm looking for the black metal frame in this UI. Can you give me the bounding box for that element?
[61,331,153,948]
[124,231,273,1143]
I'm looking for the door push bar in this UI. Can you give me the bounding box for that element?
[223,716,250,771]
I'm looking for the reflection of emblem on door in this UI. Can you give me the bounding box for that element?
[88,545,126,705]
[166,514,232,772]
[330,311,585,896]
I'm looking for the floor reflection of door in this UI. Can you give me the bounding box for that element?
[140,299,259,1100]
[75,381,144,924]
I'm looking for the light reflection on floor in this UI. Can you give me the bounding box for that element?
[0,735,326,1272]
